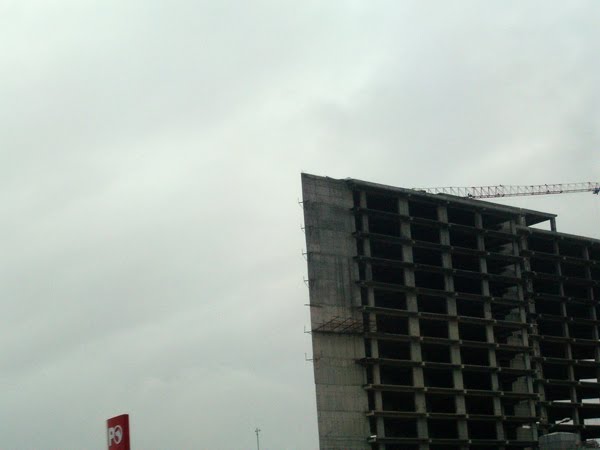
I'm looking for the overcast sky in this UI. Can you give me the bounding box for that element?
[1,1,599,449]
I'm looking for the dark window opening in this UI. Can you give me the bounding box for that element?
[366,366,374,384]
[423,368,454,388]
[456,298,486,318]
[468,420,497,439]
[449,228,478,249]
[411,224,440,243]
[418,295,447,314]
[382,392,415,412]
[530,259,557,275]
[383,418,417,438]
[507,376,529,394]
[373,289,406,309]
[567,302,592,319]
[361,286,369,306]
[590,247,600,263]
[352,190,362,207]
[499,374,529,393]
[421,343,451,363]
[367,194,398,213]
[387,446,419,450]
[482,213,511,230]
[539,342,567,359]
[372,265,404,285]
[355,215,365,233]
[494,327,523,345]
[358,261,366,281]
[543,363,570,380]
[369,216,400,237]
[459,323,487,342]
[415,271,445,290]
[485,235,515,254]
[496,349,527,368]
[374,290,407,309]
[562,262,587,278]
[420,319,448,338]
[426,394,456,413]
[572,344,597,360]
[363,312,371,335]
[580,409,600,423]
[408,201,438,220]
[380,366,413,385]
[538,320,565,337]
[502,398,516,416]
[574,364,598,382]
[559,241,584,258]
[447,208,475,227]
[378,341,411,360]
[504,425,527,442]
[490,242,514,256]
[376,316,409,335]
[454,276,481,295]
[465,396,495,415]
[367,390,375,410]
[581,427,600,441]
[545,384,571,402]
[463,371,492,390]
[428,419,458,439]
[460,347,489,366]
[547,408,576,425]
[577,386,600,403]
[529,237,555,254]
[489,280,519,299]
[452,253,480,271]
[368,415,377,436]
[412,247,443,266]
[564,283,589,300]
[371,240,404,261]
[487,260,517,277]
[487,258,516,274]
[533,280,561,296]
[356,235,365,254]
[569,324,596,340]
[535,299,562,316]
[491,303,521,322]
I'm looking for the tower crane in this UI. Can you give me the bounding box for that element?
[415,182,600,199]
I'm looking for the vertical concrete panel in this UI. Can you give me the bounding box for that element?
[302,174,370,450]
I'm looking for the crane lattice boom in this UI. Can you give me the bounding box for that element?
[416,182,600,199]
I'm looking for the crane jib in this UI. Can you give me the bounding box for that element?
[414,182,600,199]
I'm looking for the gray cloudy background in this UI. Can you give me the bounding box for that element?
[1,1,599,449]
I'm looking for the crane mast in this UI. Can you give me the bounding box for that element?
[415,182,600,199]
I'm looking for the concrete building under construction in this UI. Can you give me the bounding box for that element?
[301,174,600,450]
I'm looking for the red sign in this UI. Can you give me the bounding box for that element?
[107,414,130,450]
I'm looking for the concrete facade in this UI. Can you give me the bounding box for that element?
[301,174,600,450]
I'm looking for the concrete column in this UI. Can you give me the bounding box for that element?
[439,204,467,443]
[399,197,428,448]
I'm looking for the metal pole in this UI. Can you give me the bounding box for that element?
[255,427,261,450]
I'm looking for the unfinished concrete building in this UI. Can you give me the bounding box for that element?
[301,174,600,450]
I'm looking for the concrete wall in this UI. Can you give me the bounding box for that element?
[302,174,370,450]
